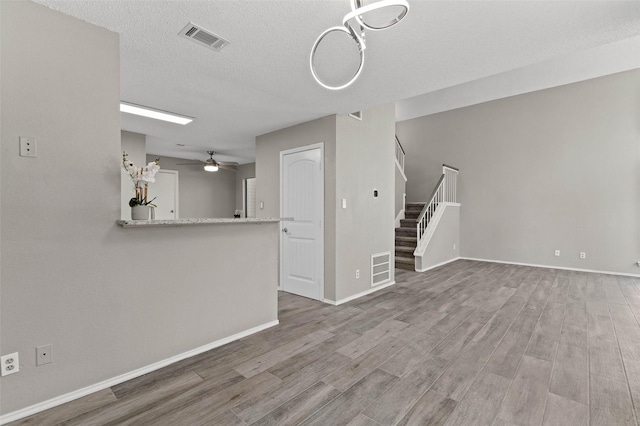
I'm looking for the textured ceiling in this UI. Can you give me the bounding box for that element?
[32,0,640,163]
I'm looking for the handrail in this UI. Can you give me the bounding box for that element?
[416,175,444,225]
[394,135,405,174]
[395,135,405,155]
[416,165,459,251]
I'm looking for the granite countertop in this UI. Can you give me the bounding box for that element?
[117,217,290,228]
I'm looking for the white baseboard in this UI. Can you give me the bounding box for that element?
[461,257,640,278]
[323,280,396,306]
[415,257,462,273]
[0,320,280,425]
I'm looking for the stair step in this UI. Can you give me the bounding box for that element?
[395,256,415,271]
[395,227,416,237]
[400,219,416,228]
[396,239,416,248]
[395,246,415,255]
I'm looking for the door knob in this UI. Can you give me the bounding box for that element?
[282,228,288,233]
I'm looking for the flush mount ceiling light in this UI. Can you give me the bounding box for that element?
[120,102,194,125]
[310,0,409,90]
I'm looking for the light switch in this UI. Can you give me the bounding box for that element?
[342,198,347,209]
[260,201,264,209]
[19,137,37,158]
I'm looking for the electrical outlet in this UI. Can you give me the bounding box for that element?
[580,252,586,259]
[555,250,560,257]
[36,344,52,366]
[1,352,19,376]
[355,269,360,279]
[19,137,37,158]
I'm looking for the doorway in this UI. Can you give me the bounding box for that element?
[148,170,179,219]
[280,144,324,301]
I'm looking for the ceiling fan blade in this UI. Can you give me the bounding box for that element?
[218,164,238,171]
[217,161,239,166]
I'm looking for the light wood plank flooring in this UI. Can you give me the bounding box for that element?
[11,260,640,425]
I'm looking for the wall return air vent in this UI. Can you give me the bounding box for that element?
[179,22,230,51]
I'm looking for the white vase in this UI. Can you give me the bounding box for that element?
[131,205,150,220]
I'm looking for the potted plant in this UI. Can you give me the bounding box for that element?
[122,152,160,220]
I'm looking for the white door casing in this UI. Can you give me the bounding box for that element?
[280,144,324,301]
[148,170,179,219]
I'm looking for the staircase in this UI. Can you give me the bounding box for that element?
[395,202,424,270]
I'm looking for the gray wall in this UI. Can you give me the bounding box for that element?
[335,104,396,300]
[235,163,256,212]
[256,115,337,300]
[417,206,460,271]
[1,2,277,415]
[397,69,640,275]
[121,131,146,219]
[147,154,236,218]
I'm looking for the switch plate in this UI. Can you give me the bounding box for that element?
[19,137,37,158]
[260,201,264,209]
[342,199,347,209]
[580,252,586,259]
[555,250,560,257]
[1,352,19,376]
[36,344,52,366]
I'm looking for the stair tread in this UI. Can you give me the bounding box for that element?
[395,247,414,253]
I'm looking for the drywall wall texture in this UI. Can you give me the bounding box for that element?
[256,115,337,300]
[121,131,146,219]
[416,206,460,271]
[335,104,396,301]
[235,163,256,212]
[397,69,640,275]
[146,154,236,218]
[1,1,278,415]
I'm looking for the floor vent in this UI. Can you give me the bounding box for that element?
[179,22,230,51]
[371,252,391,287]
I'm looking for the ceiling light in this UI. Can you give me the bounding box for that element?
[204,162,218,172]
[120,102,194,125]
[310,0,409,90]
[310,25,365,91]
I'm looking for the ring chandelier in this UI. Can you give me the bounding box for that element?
[310,0,409,90]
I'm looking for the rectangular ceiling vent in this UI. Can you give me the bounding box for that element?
[179,22,230,51]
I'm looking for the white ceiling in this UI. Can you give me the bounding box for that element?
[33,0,640,164]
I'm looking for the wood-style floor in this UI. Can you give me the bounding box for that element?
[11,260,640,425]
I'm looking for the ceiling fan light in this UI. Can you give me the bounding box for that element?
[204,163,219,172]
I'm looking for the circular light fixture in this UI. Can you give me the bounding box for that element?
[310,25,365,91]
[310,0,409,90]
[347,0,409,31]
[204,161,218,172]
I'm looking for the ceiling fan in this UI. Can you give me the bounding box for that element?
[177,150,238,172]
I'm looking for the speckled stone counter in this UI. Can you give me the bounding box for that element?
[117,218,289,228]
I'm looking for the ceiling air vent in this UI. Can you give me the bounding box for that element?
[349,111,363,121]
[179,22,230,51]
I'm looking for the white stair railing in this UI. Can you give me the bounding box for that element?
[395,135,405,174]
[416,164,459,250]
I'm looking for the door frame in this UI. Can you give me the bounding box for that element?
[279,142,324,301]
[156,169,179,219]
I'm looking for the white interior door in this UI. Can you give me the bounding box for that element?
[281,145,324,300]
[245,177,256,218]
[148,170,178,219]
